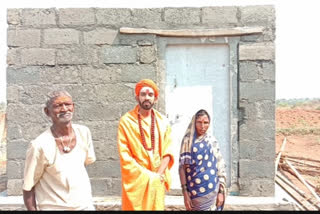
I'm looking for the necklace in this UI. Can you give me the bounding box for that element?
[51,127,73,153]
[138,110,155,151]
[60,135,72,153]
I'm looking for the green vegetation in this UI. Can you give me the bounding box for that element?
[276,98,320,109]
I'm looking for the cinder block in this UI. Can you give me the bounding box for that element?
[21,48,55,66]
[239,119,275,142]
[86,160,121,178]
[6,85,21,104]
[57,46,97,65]
[239,178,274,196]
[261,62,275,81]
[102,46,137,64]
[240,5,275,27]
[44,29,79,45]
[80,66,120,84]
[7,9,21,25]
[239,61,259,81]
[7,29,41,47]
[7,160,24,179]
[202,6,238,27]
[93,140,119,161]
[22,8,56,27]
[96,9,132,26]
[7,48,20,65]
[239,43,275,61]
[7,179,23,196]
[164,8,200,24]
[90,178,121,196]
[7,67,41,85]
[131,8,163,28]
[239,81,275,101]
[139,46,156,64]
[40,66,82,84]
[59,8,95,26]
[84,29,118,45]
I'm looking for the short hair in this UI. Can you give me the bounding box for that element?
[195,109,210,122]
[45,90,72,108]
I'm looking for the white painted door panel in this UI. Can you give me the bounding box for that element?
[165,44,230,189]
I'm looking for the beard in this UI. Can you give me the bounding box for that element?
[56,112,73,123]
[139,100,154,110]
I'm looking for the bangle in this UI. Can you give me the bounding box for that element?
[181,184,188,192]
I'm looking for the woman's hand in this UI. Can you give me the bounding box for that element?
[183,191,193,210]
[216,192,225,208]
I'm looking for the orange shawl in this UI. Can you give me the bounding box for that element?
[117,105,174,210]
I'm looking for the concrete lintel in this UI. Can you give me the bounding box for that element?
[120,27,263,37]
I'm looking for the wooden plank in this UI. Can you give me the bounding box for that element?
[284,157,320,168]
[275,137,287,173]
[119,27,264,37]
[275,176,316,210]
[285,159,320,205]
[282,155,320,163]
[277,171,306,197]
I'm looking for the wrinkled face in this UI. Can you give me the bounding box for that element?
[195,115,210,137]
[45,96,74,124]
[136,86,156,110]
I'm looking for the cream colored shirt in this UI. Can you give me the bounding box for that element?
[23,124,96,210]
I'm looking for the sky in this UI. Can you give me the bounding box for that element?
[0,0,319,103]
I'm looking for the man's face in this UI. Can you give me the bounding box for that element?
[45,96,74,124]
[136,86,157,110]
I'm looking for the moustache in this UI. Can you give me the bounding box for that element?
[56,112,73,118]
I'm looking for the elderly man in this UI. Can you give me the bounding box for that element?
[117,79,175,210]
[22,90,96,210]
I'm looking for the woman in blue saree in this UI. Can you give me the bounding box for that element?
[179,109,227,211]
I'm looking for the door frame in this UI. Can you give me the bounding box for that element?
[156,36,240,194]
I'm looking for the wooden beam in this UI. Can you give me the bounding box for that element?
[282,155,320,163]
[275,137,287,173]
[275,176,316,210]
[277,171,307,197]
[119,27,264,37]
[285,159,320,205]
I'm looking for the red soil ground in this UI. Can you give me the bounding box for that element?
[276,107,320,203]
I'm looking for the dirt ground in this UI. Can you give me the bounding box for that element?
[276,106,320,206]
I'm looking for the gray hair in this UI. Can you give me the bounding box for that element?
[45,90,72,108]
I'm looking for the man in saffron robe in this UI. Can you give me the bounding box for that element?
[117,79,174,210]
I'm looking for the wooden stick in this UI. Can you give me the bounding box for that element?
[275,137,287,173]
[285,159,320,205]
[275,176,316,210]
[283,157,320,168]
[282,155,320,163]
[277,171,306,197]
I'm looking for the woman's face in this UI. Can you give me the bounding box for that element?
[195,114,210,137]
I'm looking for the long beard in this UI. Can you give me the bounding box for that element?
[139,100,154,110]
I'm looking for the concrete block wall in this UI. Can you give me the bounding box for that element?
[6,5,275,197]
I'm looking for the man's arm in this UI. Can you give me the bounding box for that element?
[156,155,170,175]
[23,187,37,210]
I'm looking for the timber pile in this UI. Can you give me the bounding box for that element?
[275,137,320,211]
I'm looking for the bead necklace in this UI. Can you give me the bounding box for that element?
[138,110,155,151]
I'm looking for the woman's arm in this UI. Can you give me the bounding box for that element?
[179,165,193,210]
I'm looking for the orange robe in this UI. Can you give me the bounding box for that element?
[117,105,174,210]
